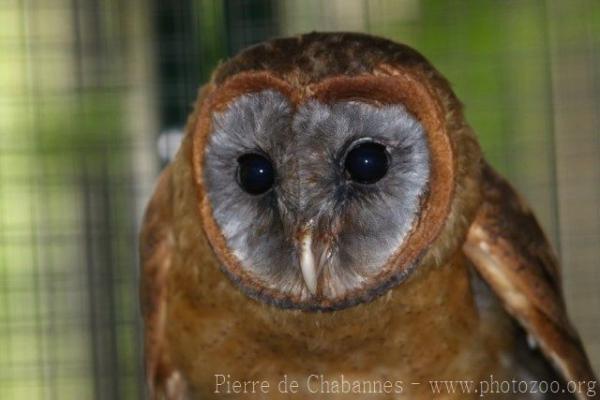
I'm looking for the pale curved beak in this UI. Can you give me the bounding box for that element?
[299,230,317,295]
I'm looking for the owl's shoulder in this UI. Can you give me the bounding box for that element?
[464,163,597,393]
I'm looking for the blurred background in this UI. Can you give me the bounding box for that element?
[0,0,598,398]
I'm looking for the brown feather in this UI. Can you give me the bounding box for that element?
[464,163,598,399]
[139,166,180,398]
[139,32,597,399]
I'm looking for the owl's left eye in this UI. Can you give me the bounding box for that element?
[344,141,389,184]
[237,153,275,195]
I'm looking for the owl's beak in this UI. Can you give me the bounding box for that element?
[297,219,333,296]
[296,219,328,296]
[299,229,317,295]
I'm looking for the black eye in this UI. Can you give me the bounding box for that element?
[237,153,275,195]
[344,142,389,184]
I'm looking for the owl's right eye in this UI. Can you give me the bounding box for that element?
[236,153,275,195]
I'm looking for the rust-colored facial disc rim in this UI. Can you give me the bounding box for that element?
[192,69,455,311]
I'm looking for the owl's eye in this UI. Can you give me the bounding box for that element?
[344,142,389,184]
[237,153,275,195]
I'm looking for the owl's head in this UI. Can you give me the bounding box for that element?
[191,32,481,311]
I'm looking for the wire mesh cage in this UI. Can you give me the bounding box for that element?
[0,0,598,399]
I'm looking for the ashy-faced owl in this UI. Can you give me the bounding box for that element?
[140,33,598,399]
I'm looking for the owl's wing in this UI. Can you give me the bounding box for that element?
[463,164,597,397]
[139,166,186,400]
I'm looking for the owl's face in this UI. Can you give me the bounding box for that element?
[193,33,473,310]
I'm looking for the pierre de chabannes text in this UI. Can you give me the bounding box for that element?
[214,373,598,397]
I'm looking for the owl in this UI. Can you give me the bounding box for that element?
[140,33,597,399]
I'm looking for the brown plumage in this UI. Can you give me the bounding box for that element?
[140,32,597,399]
